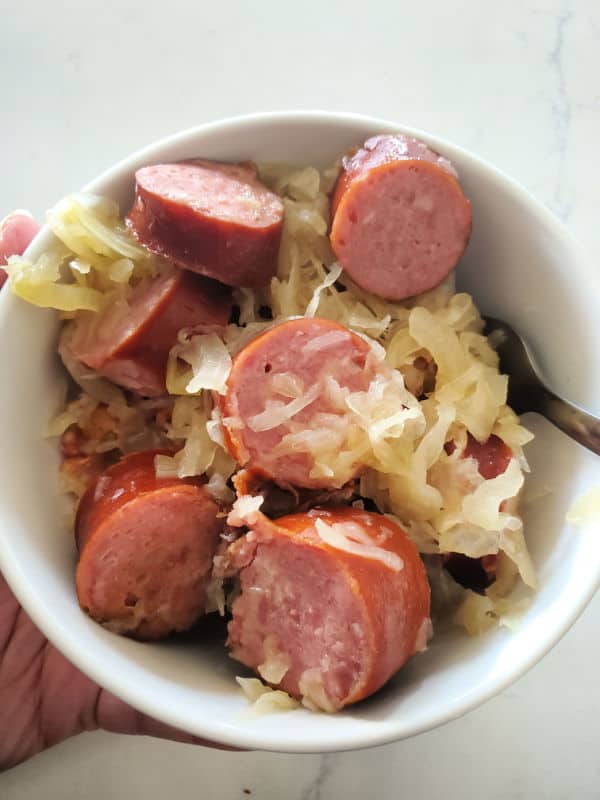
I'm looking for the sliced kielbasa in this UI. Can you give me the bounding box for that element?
[75,450,223,640]
[126,161,284,288]
[225,507,431,711]
[219,317,381,490]
[330,134,472,300]
[63,266,231,396]
[444,432,512,480]
[464,433,512,480]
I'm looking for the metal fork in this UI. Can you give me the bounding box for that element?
[484,317,600,457]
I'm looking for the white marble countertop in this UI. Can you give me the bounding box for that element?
[2,0,599,797]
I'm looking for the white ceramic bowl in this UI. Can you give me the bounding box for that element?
[1,112,599,753]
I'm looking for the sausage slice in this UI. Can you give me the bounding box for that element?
[219,318,381,490]
[63,267,231,396]
[464,433,512,480]
[126,161,284,288]
[330,134,472,300]
[75,450,223,640]
[226,507,431,711]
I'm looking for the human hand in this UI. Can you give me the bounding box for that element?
[0,572,220,769]
[0,212,227,769]
[0,211,40,288]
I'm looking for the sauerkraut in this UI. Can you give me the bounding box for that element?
[5,194,156,312]
[14,160,534,637]
[235,677,300,717]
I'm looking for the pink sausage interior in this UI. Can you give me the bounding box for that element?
[76,486,221,640]
[70,270,188,370]
[224,320,379,488]
[228,536,370,709]
[136,162,283,230]
[66,267,229,396]
[332,161,472,299]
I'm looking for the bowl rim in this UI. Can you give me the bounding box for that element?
[1,109,599,753]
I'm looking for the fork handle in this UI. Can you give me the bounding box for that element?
[538,387,600,456]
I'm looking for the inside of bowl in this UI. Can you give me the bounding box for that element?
[1,113,598,752]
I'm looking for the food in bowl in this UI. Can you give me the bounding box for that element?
[5,133,535,713]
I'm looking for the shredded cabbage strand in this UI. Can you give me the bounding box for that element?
[6,194,156,311]
[167,333,232,396]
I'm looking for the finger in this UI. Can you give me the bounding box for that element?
[0,211,40,265]
[129,712,238,751]
[95,688,243,751]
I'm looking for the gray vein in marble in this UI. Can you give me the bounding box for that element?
[300,754,339,800]
[547,3,574,222]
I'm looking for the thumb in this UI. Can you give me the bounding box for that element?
[0,211,40,287]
